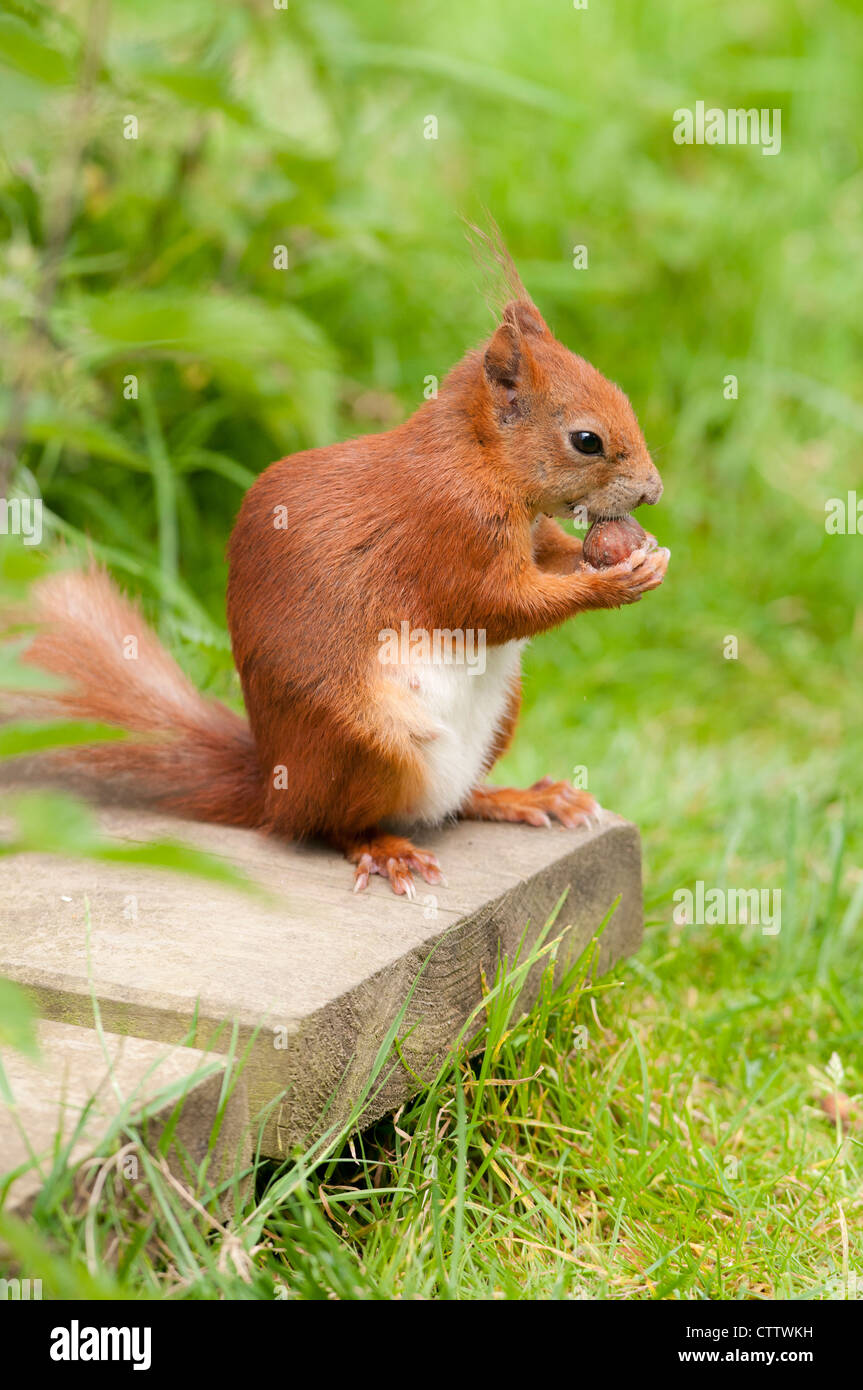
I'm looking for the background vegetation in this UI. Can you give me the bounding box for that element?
[1,0,861,1298]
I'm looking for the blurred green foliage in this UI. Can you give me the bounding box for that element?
[0,3,861,944]
[1,0,862,1003]
[0,0,860,743]
[1,0,862,1296]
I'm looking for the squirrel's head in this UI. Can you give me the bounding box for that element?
[482,300,663,521]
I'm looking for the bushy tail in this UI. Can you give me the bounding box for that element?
[2,565,265,827]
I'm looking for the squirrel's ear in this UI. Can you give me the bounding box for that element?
[484,300,546,419]
[484,321,520,386]
[502,299,549,337]
[483,321,523,419]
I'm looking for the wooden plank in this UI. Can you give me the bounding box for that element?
[0,1020,250,1216]
[0,810,642,1156]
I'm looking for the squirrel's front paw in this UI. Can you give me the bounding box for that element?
[585,545,670,608]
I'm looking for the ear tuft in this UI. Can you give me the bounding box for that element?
[503,299,549,338]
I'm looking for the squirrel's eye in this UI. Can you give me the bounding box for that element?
[570,430,604,456]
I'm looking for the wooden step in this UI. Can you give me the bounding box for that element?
[0,1019,250,1216]
[0,809,642,1156]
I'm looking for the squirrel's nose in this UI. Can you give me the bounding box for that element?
[637,469,663,507]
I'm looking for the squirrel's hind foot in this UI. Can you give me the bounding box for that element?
[463,778,599,829]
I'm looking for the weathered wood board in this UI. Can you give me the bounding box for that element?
[0,1019,250,1216]
[0,810,642,1156]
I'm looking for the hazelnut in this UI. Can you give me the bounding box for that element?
[582,516,648,569]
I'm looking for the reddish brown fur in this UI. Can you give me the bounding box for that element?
[4,566,264,823]
[10,251,668,893]
[226,296,665,855]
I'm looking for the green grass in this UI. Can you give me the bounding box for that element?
[1,0,862,1299]
[2,909,859,1300]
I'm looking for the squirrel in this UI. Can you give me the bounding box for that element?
[8,231,669,895]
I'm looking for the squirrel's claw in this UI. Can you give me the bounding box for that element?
[348,836,444,897]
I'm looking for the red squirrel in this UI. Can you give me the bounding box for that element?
[11,236,669,895]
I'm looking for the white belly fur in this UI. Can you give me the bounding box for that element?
[396,640,525,827]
